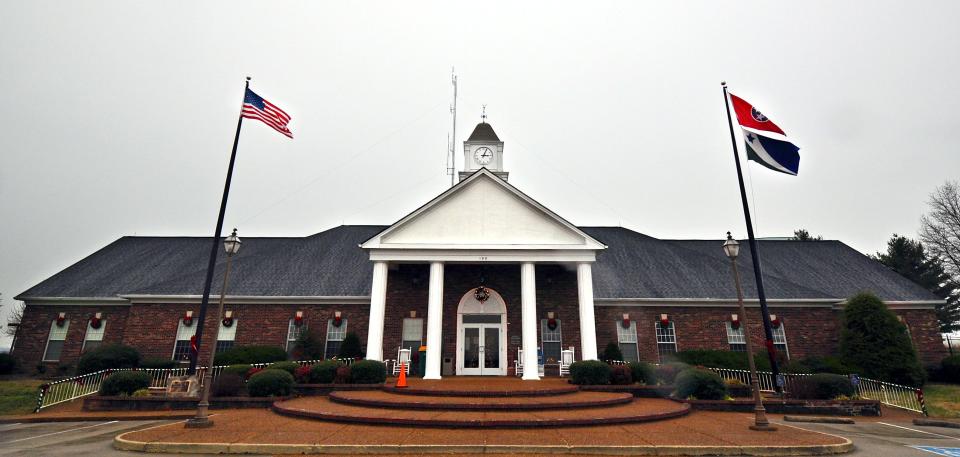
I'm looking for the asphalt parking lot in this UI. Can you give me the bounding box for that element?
[778,419,960,457]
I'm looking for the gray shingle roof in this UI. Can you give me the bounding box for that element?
[17,225,938,302]
[466,122,501,142]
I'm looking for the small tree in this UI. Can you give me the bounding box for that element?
[337,332,363,359]
[792,228,823,241]
[839,292,926,386]
[292,326,325,360]
[874,234,960,332]
[600,342,624,362]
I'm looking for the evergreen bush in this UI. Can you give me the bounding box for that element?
[335,365,352,384]
[212,372,245,397]
[674,368,728,400]
[138,358,178,370]
[628,362,656,385]
[77,344,141,374]
[308,360,340,383]
[291,327,324,360]
[222,364,253,379]
[99,371,151,396]
[214,345,287,365]
[655,362,688,385]
[941,355,960,383]
[294,365,312,383]
[337,332,364,359]
[610,364,633,385]
[789,373,855,400]
[350,360,386,384]
[246,369,294,397]
[569,360,612,385]
[268,361,300,375]
[840,292,926,386]
[600,342,624,362]
[0,353,15,374]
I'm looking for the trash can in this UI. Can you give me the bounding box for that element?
[442,357,454,376]
[417,346,427,377]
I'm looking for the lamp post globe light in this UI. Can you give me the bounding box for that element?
[186,228,241,429]
[723,232,776,432]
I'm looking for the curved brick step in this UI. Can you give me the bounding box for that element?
[272,396,690,428]
[330,389,633,411]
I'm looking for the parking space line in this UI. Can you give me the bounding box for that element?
[5,420,119,444]
[879,422,960,441]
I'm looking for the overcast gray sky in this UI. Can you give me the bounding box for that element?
[2,1,959,349]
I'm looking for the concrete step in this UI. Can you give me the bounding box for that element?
[330,389,633,411]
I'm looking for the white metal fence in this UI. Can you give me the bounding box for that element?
[34,358,342,412]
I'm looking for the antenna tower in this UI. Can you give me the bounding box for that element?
[446,68,458,187]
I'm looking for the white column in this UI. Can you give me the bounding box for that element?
[577,262,599,361]
[364,261,388,361]
[521,262,540,380]
[424,262,445,380]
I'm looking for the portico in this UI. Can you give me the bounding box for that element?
[360,168,606,379]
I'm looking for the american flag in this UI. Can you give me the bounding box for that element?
[242,88,293,138]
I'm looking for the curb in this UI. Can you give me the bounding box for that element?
[784,416,855,424]
[114,432,854,456]
[0,414,194,424]
[913,418,960,429]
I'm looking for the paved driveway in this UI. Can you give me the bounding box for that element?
[0,420,227,456]
[782,419,960,456]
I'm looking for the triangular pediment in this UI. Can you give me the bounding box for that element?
[361,169,605,250]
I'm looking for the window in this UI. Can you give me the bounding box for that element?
[216,319,238,353]
[172,320,197,361]
[401,318,423,353]
[286,319,305,355]
[655,322,677,359]
[771,324,789,359]
[540,319,562,363]
[43,320,70,361]
[725,322,746,352]
[616,321,639,363]
[325,319,347,359]
[82,320,106,352]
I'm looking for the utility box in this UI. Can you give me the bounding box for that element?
[417,346,427,377]
[442,357,454,376]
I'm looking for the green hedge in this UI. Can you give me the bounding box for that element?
[77,344,141,375]
[628,362,656,385]
[246,369,294,397]
[840,292,926,387]
[138,358,179,370]
[790,373,855,400]
[570,360,612,385]
[674,368,728,400]
[0,353,15,374]
[655,362,688,385]
[337,332,364,359]
[350,360,386,384]
[600,342,624,362]
[268,361,300,375]
[308,360,340,383]
[610,364,633,385]
[941,355,960,383]
[99,371,151,396]
[214,345,287,365]
[212,372,245,397]
[222,364,253,379]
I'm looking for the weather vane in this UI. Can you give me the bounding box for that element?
[481,105,487,122]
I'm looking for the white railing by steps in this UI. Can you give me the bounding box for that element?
[33,358,348,412]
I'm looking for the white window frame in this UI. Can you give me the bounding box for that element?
[401,318,424,351]
[82,319,106,352]
[725,322,746,352]
[655,322,678,360]
[172,320,197,361]
[43,320,70,362]
[772,323,789,359]
[286,319,306,354]
[540,319,562,363]
[216,319,238,353]
[325,319,348,359]
[616,321,639,363]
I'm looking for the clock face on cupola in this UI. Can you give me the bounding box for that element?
[460,112,509,182]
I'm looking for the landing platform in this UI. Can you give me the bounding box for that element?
[382,377,579,397]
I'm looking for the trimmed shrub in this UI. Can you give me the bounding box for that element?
[941,355,960,383]
[673,350,750,371]
[350,360,386,384]
[570,360,612,385]
[674,368,728,400]
[308,360,340,383]
[99,371,151,396]
[628,362,656,385]
[214,345,287,365]
[77,344,141,375]
[222,364,253,379]
[610,364,633,385]
[0,353,15,374]
[337,332,364,359]
[790,373,855,400]
[655,362,688,385]
[335,365,352,384]
[268,361,300,375]
[212,372,245,397]
[840,292,926,386]
[138,358,179,370]
[784,356,853,375]
[131,388,151,397]
[291,326,325,360]
[600,342,624,362]
[294,365,312,383]
[246,369,294,397]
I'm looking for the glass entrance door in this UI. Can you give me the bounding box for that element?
[461,323,502,375]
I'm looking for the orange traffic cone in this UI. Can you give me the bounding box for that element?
[396,362,408,388]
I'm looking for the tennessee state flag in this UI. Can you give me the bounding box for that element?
[729,93,800,176]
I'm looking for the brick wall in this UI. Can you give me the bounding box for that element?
[11,305,130,372]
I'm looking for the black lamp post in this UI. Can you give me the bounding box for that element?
[186,228,241,429]
[723,232,776,431]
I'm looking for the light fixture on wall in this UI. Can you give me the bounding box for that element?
[409,310,417,318]
[222,310,234,327]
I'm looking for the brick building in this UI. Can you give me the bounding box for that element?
[12,122,947,377]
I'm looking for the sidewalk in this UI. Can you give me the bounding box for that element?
[0,401,194,424]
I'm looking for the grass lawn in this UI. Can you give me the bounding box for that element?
[924,383,960,418]
[0,379,43,416]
